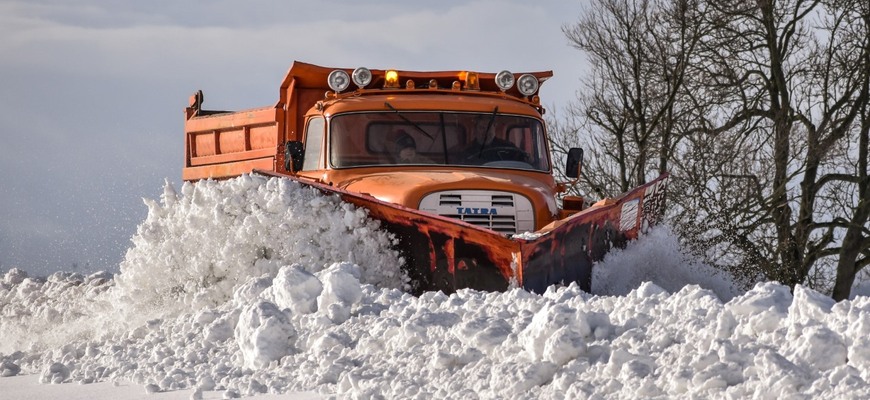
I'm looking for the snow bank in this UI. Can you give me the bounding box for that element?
[0,175,404,353]
[592,226,741,301]
[2,175,869,399]
[113,175,406,325]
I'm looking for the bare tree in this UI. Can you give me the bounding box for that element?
[556,0,870,298]
[685,0,870,296]
[551,0,703,199]
[826,0,870,299]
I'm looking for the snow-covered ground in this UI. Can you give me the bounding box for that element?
[2,175,869,399]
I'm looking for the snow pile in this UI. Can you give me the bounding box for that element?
[114,175,406,325]
[0,175,404,354]
[1,175,870,399]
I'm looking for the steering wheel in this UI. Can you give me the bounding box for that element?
[476,146,528,162]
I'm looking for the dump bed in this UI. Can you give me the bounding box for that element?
[182,99,283,181]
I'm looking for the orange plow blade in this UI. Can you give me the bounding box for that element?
[257,170,668,294]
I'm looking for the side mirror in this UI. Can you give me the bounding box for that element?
[565,148,584,179]
[284,141,304,173]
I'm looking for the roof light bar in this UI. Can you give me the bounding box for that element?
[328,66,541,99]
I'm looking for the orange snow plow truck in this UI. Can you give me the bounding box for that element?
[182,61,668,294]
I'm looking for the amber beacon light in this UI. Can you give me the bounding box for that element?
[384,70,400,89]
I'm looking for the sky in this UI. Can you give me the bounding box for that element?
[2,176,868,398]
[0,0,589,276]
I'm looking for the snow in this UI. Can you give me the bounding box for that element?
[0,374,319,400]
[2,174,869,399]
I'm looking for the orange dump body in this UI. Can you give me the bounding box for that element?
[182,61,668,294]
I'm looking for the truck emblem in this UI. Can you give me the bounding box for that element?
[457,207,497,215]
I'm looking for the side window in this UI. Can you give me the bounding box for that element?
[303,117,324,171]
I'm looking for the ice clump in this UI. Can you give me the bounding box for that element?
[235,300,296,369]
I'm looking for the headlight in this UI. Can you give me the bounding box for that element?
[495,70,515,91]
[327,70,350,92]
[352,67,372,88]
[517,74,539,96]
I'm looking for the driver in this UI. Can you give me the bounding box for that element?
[460,122,527,163]
[392,132,432,164]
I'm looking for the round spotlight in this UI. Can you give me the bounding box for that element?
[327,70,350,92]
[352,67,372,88]
[495,70,515,91]
[517,74,539,96]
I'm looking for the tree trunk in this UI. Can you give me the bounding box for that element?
[832,193,870,300]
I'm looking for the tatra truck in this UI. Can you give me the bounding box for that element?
[182,61,668,294]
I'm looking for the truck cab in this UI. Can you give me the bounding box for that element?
[293,92,559,234]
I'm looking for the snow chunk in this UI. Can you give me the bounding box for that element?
[39,362,70,384]
[519,303,593,362]
[234,301,296,369]
[0,361,20,377]
[232,274,273,306]
[727,281,792,335]
[789,325,847,372]
[789,285,835,325]
[317,262,363,324]
[270,264,323,315]
[3,268,27,285]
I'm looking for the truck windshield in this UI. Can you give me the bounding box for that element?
[329,111,551,172]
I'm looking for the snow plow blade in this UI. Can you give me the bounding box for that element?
[257,170,669,294]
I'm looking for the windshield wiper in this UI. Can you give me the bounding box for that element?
[477,106,499,157]
[384,102,434,140]
[439,112,449,164]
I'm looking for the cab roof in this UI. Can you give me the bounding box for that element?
[280,61,553,100]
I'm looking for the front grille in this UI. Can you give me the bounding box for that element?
[491,195,514,207]
[441,213,518,234]
[419,191,535,235]
[438,194,462,206]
